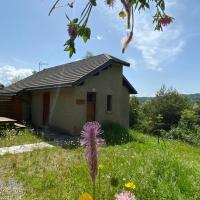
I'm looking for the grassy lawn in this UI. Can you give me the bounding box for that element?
[0,131,200,199]
[0,129,42,148]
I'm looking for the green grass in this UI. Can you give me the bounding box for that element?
[0,129,42,148]
[0,131,200,200]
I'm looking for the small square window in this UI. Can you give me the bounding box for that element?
[107,95,112,111]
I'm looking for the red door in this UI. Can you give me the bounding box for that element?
[43,92,50,125]
[86,92,96,122]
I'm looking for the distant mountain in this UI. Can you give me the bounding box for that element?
[137,93,200,103]
[184,93,200,102]
[137,97,153,103]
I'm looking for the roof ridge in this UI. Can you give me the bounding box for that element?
[41,54,107,72]
[0,54,131,95]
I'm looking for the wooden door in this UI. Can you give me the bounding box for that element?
[87,92,96,122]
[43,92,50,125]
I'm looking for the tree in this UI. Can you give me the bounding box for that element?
[154,86,190,130]
[139,86,190,133]
[49,0,173,57]
[129,96,139,128]
[194,98,200,124]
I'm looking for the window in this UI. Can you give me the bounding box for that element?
[107,95,112,111]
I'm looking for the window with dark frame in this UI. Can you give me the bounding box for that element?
[107,95,112,111]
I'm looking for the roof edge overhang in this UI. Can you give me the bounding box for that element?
[123,76,137,94]
[24,83,73,91]
[0,55,132,94]
[104,54,130,67]
[0,93,16,97]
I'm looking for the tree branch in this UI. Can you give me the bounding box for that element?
[49,0,61,16]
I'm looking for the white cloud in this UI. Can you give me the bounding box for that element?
[133,12,184,70]
[0,65,33,85]
[98,0,184,71]
[127,58,136,69]
[96,35,104,40]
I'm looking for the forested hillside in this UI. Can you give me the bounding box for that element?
[137,93,200,103]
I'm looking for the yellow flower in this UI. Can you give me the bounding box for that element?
[125,182,136,190]
[78,193,93,200]
[119,10,126,19]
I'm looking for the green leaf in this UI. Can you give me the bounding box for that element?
[82,35,88,43]
[77,26,85,37]
[64,40,71,46]
[90,0,97,6]
[145,3,150,8]
[81,27,91,43]
[69,50,74,58]
[72,18,79,24]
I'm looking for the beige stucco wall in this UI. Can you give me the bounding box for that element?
[31,63,130,134]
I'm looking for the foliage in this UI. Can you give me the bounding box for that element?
[1,133,200,199]
[166,109,200,146]
[129,96,139,129]
[138,86,190,134]
[193,98,200,124]
[154,86,190,130]
[102,122,134,145]
[0,129,42,148]
[49,0,173,57]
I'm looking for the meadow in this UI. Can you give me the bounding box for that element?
[0,129,200,200]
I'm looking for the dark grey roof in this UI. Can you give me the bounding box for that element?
[0,54,137,95]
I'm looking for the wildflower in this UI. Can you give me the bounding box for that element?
[78,193,93,200]
[81,121,104,200]
[159,15,173,26]
[125,182,136,190]
[115,191,136,200]
[67,24,77,37]
[119,10,127,19]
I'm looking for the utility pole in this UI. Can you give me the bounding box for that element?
[39,62,48,71]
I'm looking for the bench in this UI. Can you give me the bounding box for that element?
[14,123,26,130]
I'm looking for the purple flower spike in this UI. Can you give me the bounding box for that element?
[115,191,136,200]
[67,24,77,37]
[81,121,104,183]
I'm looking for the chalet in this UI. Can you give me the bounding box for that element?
[0,54,137,134]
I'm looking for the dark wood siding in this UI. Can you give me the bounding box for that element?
[0,96,22,121]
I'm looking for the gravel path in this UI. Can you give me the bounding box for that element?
[0,142,54,156]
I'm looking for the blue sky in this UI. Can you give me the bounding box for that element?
[0,0,199,96]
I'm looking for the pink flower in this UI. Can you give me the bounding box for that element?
[159,15,173,26]
[115,191,136,200]
[81,121,104,183]
[67,24,77,37]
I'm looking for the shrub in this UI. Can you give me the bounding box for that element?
[138,86,190,135]
[129,96,139,128]
[166,108,200,146]
[102,122,133,145]
[167,126,200,146]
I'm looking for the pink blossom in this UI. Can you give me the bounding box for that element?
[67,24,77,37]
[81,121,104,183]
[115,191,136,200]
[159,15,173,26]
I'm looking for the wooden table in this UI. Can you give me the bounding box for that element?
[0,117,17,129]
